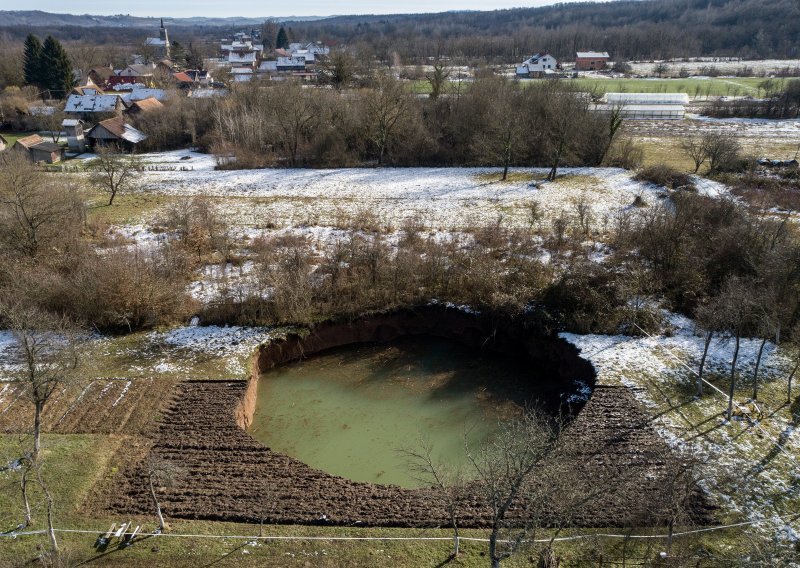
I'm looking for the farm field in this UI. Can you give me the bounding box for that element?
[2,144,800,563]
[412,76,772,97]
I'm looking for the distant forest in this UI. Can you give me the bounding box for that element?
[1,0,799,63]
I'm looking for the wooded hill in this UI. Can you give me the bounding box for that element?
[1,0,799,61]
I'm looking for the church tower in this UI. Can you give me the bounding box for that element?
[160,18,171,60]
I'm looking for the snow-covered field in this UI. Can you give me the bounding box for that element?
[562,312,800,537]
[628,59,800,76]
[130,151,723,229]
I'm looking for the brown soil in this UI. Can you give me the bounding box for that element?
[94,307,716,528]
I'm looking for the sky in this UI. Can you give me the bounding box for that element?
[1,0,585,18]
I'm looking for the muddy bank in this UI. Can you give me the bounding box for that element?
[101,380,715,528]
[98,307,715,528]
[240,305,595,428]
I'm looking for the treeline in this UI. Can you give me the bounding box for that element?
[272,0,800,62]
[133,76,631,172]
[2,0,800,68]
[707,79,800,119]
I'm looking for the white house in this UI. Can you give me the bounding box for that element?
[516,53,558,78]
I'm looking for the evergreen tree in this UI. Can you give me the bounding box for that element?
[22,34,44,88]
[186,42,204,70]
[171,41,188,69]
[40,36,75,99]
[276,27,289,49]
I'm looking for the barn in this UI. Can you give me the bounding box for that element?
[575,51,610,71]
[86,116,147,152]
[11,134,64,163]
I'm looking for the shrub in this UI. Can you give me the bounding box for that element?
[635,165,695,190]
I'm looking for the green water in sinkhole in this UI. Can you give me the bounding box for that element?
[249,335,540,488]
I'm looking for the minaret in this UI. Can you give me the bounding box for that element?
[160,18,171,60]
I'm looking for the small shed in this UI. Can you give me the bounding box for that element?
[12,134,64,163]
[87,116,147,152]
[62,118,86,152]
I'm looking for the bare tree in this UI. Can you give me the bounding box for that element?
[364,73,412,166]
[701,133,741,175]
[0,153,83,258]
[466,408,563,568]
[271,82,319,167]
[715,277,759,420]
[427,61,451,101]
[680,137,708,173]
[148,452,181,533]
[401,437,467,558]
[695,299,725,397]
[542,90,588,181]
[470,78,527,181]
[89,146,141,206]
[0,300,79,545]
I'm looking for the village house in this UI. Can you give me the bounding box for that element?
[86,116,147,152]
[575,51,611,71]
[11,134,64,164]
[515,53,559,78]
[117,64,156,79]
[124,97,165,116]
[85,66,116,88]
[64,93,125,120]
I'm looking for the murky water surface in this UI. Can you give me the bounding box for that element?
[250,336,536,488]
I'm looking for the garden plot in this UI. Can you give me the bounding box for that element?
[562,312,800,537]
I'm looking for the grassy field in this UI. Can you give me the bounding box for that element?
[561,77,767,97]
[0,131,38,147]
[0,429,747,567]
[411,77,774,97]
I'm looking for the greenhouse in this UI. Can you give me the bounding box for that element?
[604,92,690,105]
[595,92,689,119]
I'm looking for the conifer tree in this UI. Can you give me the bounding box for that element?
[171,41,188,69]
[22,34,44,88]
[276,27,289,49]
[40,36,75,99]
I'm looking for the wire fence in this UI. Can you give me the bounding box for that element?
[1,513,796,545]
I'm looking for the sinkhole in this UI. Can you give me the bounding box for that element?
[246,308,595,489]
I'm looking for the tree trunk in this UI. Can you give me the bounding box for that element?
[36,467,58,553]
[108,187,117,206]
[33,400,42,463]
[149,473,166,532]
[727,334,740,420]
[489,526,501,568]
[752,337,768,400]
[697,330,713,396]
[21,462,32,527]
[666,518,674,555]
[788,357,800,403]
[501,162,509,181]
